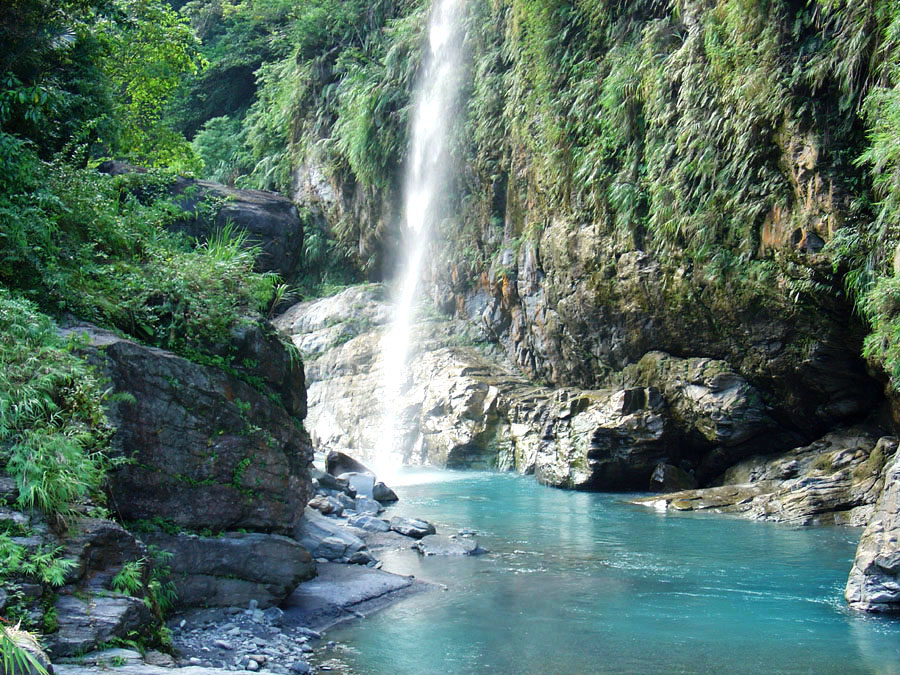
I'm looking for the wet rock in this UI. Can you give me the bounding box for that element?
[846,444,900,612]
[413,535,487,556]
[311,469,352,495]
[373,482,399,503]
[389,517,436,539]
[326,451,374,477]
[141,532,315,609]
[339,472,376,499]
[354,496,382,515]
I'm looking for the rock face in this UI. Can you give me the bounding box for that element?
[62,322,313,534]
[0,512,157,658]
[276,285,787,490]
[141,533,316,609]
[99,161,304,282]
[635,428,896,526]
[846,448,900,612]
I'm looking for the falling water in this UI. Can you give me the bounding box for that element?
[376,0,466,477]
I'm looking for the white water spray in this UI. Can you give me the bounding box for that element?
[375,0,466,478]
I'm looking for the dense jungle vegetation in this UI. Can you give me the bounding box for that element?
[0,0,285,657]
[3,0,900,660]
[165,0,900,387]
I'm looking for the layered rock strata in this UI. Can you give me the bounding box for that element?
[276,285,784,490]
[846,450,900,612]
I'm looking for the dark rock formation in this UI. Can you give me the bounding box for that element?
[61,322,313,534]
[141,533,315,609]
[98,161,304,283]
[326,451,373,477]
[846,447,900,612]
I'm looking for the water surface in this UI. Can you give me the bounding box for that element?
[325,470,900,674]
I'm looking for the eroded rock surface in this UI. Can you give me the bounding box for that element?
[846,449,900,612]
[62,322,313,534]
[635,428,896,526]
[276,285,786,490]
[141,533,316,609]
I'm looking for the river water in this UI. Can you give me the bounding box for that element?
[323,469,900,674]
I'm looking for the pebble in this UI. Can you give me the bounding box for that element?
[246,660,260,672]
[214,639,234,650]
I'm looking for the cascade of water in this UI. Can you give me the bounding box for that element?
[375,0,466,477]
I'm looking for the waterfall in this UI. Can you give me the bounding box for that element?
[375,0,466,477]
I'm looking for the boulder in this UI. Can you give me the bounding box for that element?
[346,515,391,533]
[413,535,487,556]
[308,495,343,517]
[4,626,53,675]
[389,517,436,539]
[46,594,150,657]
[846,445,900,612]
[295,508,366,561]
[373,482,399,503]
[326,451,374,477]
[354,496,382,515]
[141,532,315,609]
[61,323,313,534]
[98,161,304,283]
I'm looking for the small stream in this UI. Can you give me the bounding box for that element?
[322,469,900,674]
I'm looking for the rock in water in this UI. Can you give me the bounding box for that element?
[389,517,436,539]
[373,482,399,503]
[346,514,391,532]
[846,445,900,612]
[413,535,487,556]
[327,451,374,477]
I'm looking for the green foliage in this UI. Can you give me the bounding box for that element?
[0,0,203,167]
[0,532,76,588]
[0,147,279,360]
[0,291,112,517]
[0,626,49,675]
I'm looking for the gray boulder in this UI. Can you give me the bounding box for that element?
[98,161,304,283]
[62,323,313,534]
[373,482,399,503]
[846,444,900,612]
[296,508,366,561]
[141,532,315,609]
[46,594,150,657]
[354,496,382,515]
[389,517,436,539]
[346,515,390,532]
[326,451,374,477]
